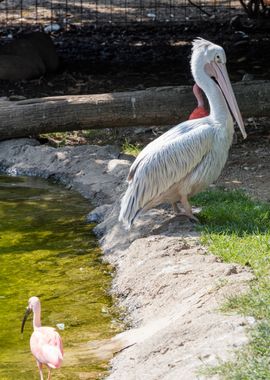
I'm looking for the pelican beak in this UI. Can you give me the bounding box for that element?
[21,307,31,333]
[205,61,247,139]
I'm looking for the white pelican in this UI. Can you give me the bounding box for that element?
[119,38,247,228]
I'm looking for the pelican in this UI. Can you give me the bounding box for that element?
[119,38,247,228]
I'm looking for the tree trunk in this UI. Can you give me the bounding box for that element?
[0,80,269,140]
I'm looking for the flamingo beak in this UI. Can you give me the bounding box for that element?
[21,307,31,333]
[205,61,247,139]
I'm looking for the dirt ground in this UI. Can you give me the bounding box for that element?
[0,129,268,379]
[218,123,270,202]
[0,19,269,99]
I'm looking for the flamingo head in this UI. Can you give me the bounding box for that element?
[191,38,247,139]
[21,296,41,333]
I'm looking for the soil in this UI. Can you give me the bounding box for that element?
[218,121,270,202]
[0,19,269,99]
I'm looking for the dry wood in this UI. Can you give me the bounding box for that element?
[0,80,269,140]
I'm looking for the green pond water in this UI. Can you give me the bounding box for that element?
[0,175,118,379]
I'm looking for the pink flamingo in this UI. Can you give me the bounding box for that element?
[21,296,64,380]
[189,83,209,120]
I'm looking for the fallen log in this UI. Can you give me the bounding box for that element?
[0,80,269,140]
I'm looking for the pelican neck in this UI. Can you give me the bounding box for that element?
[193,63,231,123]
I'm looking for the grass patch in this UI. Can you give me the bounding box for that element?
[192,189,270,379]
[82,129,105,139]
[121,140,142,157]
[39,132,68,146]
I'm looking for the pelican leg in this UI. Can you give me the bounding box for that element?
[37,362,44,380]
[180,195,199,223]
[172,202,181,214]
[172,202,187,216]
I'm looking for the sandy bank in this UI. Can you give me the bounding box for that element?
[0,138,254,380]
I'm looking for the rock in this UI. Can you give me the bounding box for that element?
[224,265,238,276]
[8,95,27,101]
[87,204,111,223]
[56,323,65,330]
[234,31,249,39]
[233,40,249,47]
[237,57,247,63]
[245,316,256,326]
[242,73,254,81]
[44,23,61,33]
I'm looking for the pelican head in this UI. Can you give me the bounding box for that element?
[191,38,247,139]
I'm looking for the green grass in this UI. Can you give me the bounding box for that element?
[121,140,142,157]
[82,129,105,139]
[192,189,270,380]
[40,132,68,146]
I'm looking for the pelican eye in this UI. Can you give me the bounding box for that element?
[215,54,222,63]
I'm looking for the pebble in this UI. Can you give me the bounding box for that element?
[235,31,249,39]
[242,73,254,81]
[234,40,249,47]
[224,265,238,276]
[8,95,27,101]
[87,211,102,223]
[237,56,247,63]
[245,316,256,325]
[56,323,65,330]
[147,13,156,19]
[44,23,61,33]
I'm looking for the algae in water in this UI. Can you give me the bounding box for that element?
[0,175,118,379]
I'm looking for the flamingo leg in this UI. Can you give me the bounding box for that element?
[37,362,44,380]
[180,195,199,223]
[47,367,51,380]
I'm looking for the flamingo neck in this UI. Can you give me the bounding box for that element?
[33,307,42,330]
[193,63,231,123]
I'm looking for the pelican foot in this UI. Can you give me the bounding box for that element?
[188,215,200,223]
[174,212,200,223]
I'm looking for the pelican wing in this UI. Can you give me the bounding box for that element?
[128,119,208,180]
[120,119,214,226]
